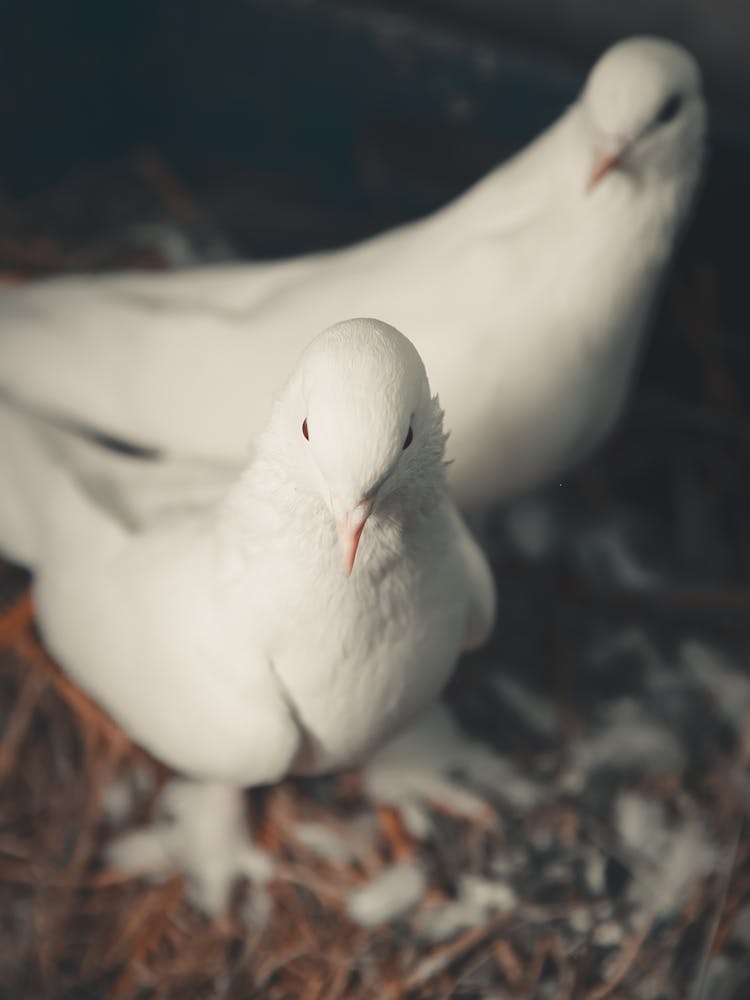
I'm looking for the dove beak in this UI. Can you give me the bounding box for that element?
[587,148,623,191]
[336,498,373,576]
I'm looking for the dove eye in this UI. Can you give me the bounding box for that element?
[402,425,413,450]
[302,418,309,441]
[656,94,682,126]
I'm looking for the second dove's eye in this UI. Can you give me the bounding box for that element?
[302,418,309,441]
[403,426,413,450]
[656,94,682,125]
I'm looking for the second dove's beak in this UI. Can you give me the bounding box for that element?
[587,148,623,191]
[336,498,373,576]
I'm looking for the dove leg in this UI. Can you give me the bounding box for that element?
[107,777,273,916]
[364,701,539,834]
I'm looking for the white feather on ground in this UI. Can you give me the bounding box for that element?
[347,862,427,927]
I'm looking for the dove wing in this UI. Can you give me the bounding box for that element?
[0,400,302,786]
[0,398,127,568]
[0,108,571,462]
[32,527,303,787]
[0,273,301,458]
[50,606,304,787]
[29,410,239,529]
[445,502,497,651]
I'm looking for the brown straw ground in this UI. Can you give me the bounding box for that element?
[1,152,750,999]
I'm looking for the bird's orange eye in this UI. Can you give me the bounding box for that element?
[403,425,413,450]
[302,418,309,441]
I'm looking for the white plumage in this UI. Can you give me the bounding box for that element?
[0,318,495,910]
[0,37,706,509]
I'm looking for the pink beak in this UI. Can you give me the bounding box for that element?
[587,149,623,191]
[336,499,373,576]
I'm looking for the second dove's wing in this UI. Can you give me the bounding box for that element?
[0,399,125,569]
[31,412,239,529]
[0,112,564,463]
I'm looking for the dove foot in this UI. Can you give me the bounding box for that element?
[107,778,272,915]
[364,702,540,838]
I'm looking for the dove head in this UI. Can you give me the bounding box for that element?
[286,318,446,574]
[581,37,706,193]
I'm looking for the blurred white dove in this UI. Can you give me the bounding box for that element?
[0,36,706,509]
[0,318,496,912]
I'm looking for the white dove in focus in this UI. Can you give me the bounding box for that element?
[0,37,707,510]
[0,318,496,912]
